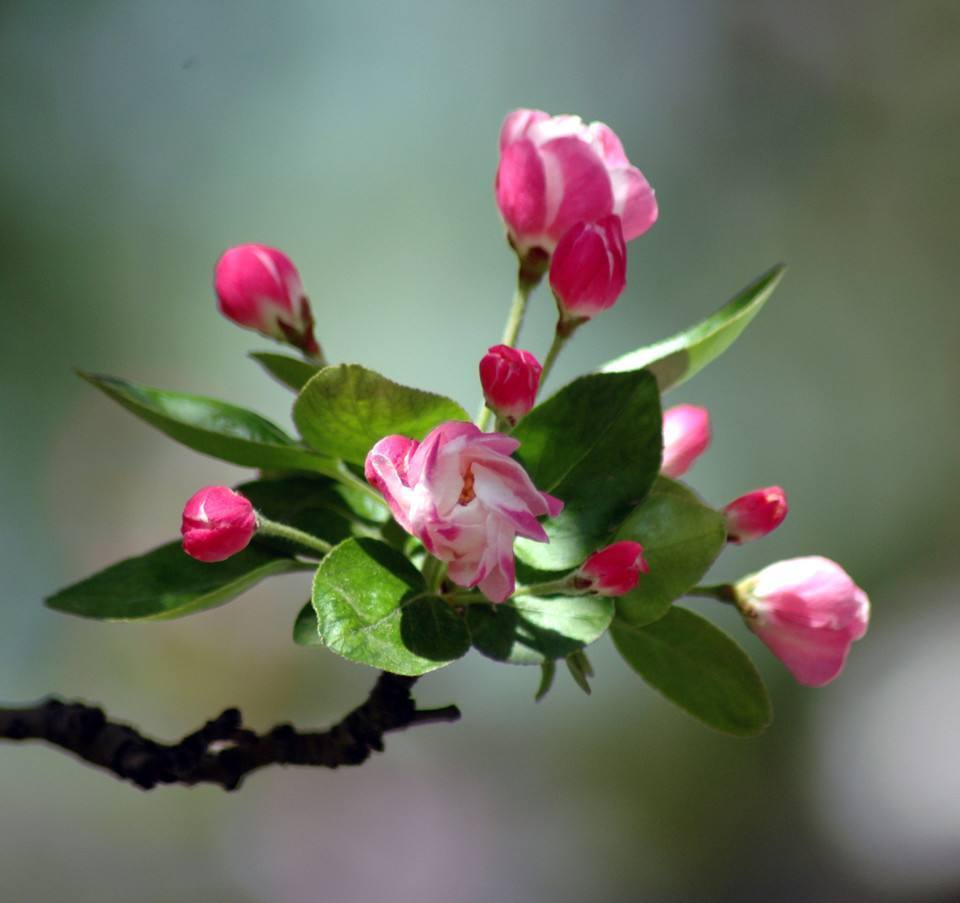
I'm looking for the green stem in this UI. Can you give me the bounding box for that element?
[421,556,447,593]
[476,277,536,430]
[538,322,579,395]
[515,578,583,597]
[689,584,738,605]
[257,516,333,555]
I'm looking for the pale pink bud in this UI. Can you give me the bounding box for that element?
[495,108,657,258]
[479,345,542,426]
[736,556,870,687]
[364,421,563,603]
[214,244,319,355]
[181,486,257,563]
[549,216,627,321]
[724,486,788,543]
[661,404,711,478]
[577,541,649,596]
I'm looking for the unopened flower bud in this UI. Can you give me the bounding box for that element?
[724,486,788,543]
[479,345,542,426]
[214,244,320,356]
[576,541,649,596]
[549,216,627,323]
[181,486,257,563]
[734,556,870,686]
[661,404,711,478]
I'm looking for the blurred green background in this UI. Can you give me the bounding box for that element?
[2,2,959,900]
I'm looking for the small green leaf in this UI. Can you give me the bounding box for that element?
[46,542,304,621]
[565,650,594,695]
[467,594,614,665]
[512,370,661,569]
[601,265,786,391]
[251,352,321,392]
[294,364,469,466]
[611,607,772,736]
[293,600,322,646]
[81,372,335,474]
[311,538,469,675]
[535,660,557,701]
[614,478,727,627]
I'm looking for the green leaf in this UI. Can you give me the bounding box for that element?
[467,594,614,665]
[293,364,469,466]
[46,541,304,621]
[293,600,322,646]
[600,265,786,391]
[81,372,336,474]
[565,650,594,695]
[512,370,661,569]
[311,538,469,675]
[614,478,727,627]
[251,352,321,392]
[611,607,772,736]
[535,660,557,701]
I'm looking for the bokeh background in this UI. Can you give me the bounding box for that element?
[2,2,959,900]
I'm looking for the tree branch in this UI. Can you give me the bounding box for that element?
[0,672,460,791]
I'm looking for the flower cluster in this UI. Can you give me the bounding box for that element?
[51,105,872,741]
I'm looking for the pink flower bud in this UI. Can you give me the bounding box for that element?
[365,421,563,603]
[495,108,657,258]
[181,486,257,563]
[577,541,649,596]
[214,244,319,355]
[549,216,627,322]
[723,486,788,543]
[735,556,870,687]
[479,345,542,426]
[661,404,711,478]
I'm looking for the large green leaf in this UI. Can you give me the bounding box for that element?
[614,478,727,627]
[46,541,305,621]
[611,607,772,736]
[600,265,785,391]
[81,372,336,474]
[512,370,661,570]
[293,364,469,466]
[250,352,320,392]
[467,594,614,665]
[311,538,470,675]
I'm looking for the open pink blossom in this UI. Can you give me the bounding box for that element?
[577,541,649,596]
[735,556,870,687]
[724,486,788,543]
[214,244,319,355]
[364,422,563,603]
[495,108,658,257]
[661,404,711,478]
[549,215,627,321]
[479,345,542,426]
[181,486,257,562]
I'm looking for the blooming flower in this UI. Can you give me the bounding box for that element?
[214,243,319,355]
[364,421,563,603]
[549,215,627,322]
[723,486,788,543]
[577,541,649,596]
[735,556,870,686]
[479,345,542,426]
[181,486,257,562]
[660,404,711,478]
[495,108,657,257]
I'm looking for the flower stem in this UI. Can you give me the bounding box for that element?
[257,516,333,555]
[538,321,579,395]
[476,274,538,430]
[689,584,738,605]
[421,556,447,593]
